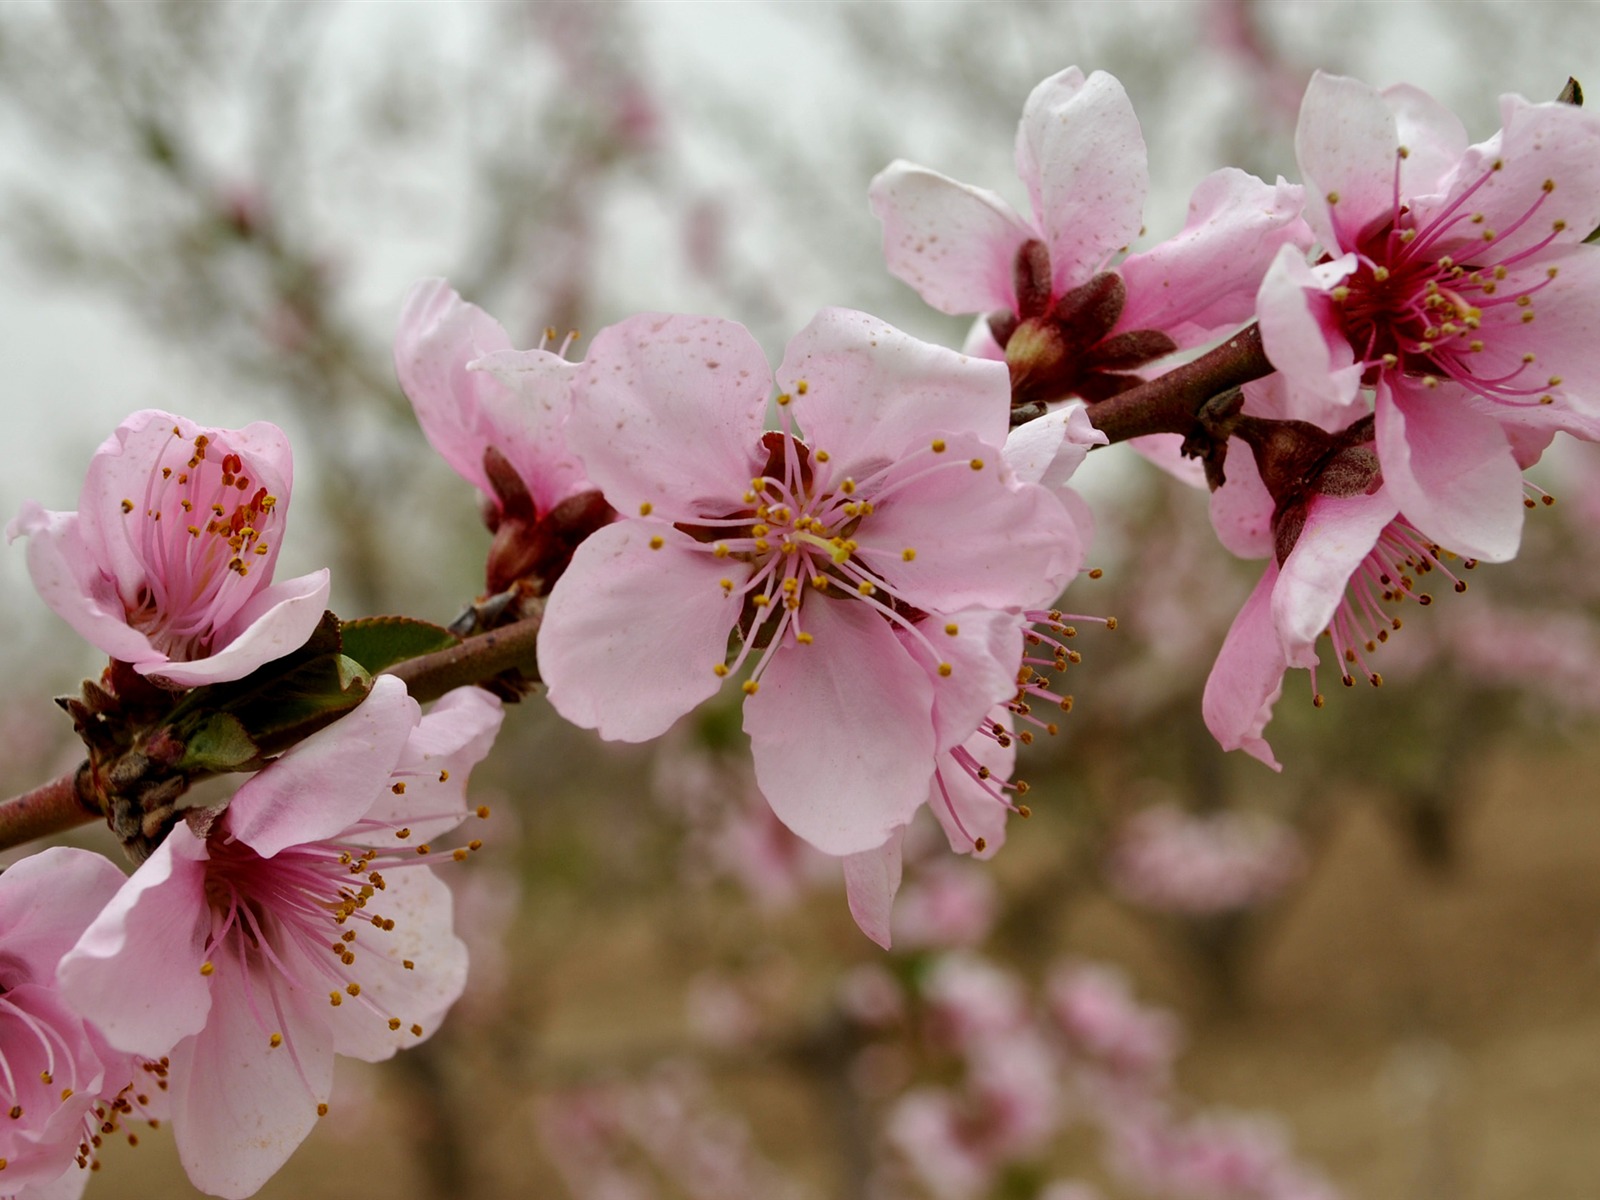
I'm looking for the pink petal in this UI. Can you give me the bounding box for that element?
[859,431,1082,612]
[777,308,1010,476]
[898,610,1024,752]
[538,522,753,741]
[1430,96,1600,260]
[1118,169,1312,347]
[357,685,505,843]
[868,161,1037,315]
[1375,379,1523,561]
[745,597,936,856]
[1294,71,1400,251]
[567,313,767,521]
[226,675,419,857]
[326,868,466,1062]
[1014,69,1147,294]
[1207,434,1275,560]
[1271,489,1400,653]
[1483,245,1600,405]
[0,847,126,979]
[7,504,163,666]
[143,568,332,687]
[842,829,906,950]
[1382,83,1469,199]
[393,278,514,498]
[58,830,212,1055]
[470,347,591,514]
[1201,564,1287,771]
[1125,433,1209,489]
[1003,404,1106,489]
[1256,245,1363,410]
[168,959,331,1200]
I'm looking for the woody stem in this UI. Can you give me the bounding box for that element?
[1082,324,1272,444]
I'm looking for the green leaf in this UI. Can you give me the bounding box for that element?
[179,712,260,772]
[340,616,460,675]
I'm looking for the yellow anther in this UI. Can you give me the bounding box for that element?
[269,1033,283,1048]
[930,438,946,453]
[776,392,792,406]
[1326,190,1340,204]
[937,662,953,677]
[841,478,856,494]
[902,548,916,561]
[969,458,984,470]
[752,594,770,607]
[317,1104,329,1117]
[944,622,959,636]
[639,502,653,516]
[815,449,830,463]
[713,542,729,557]
[811,574,828,589]
[389,1018,403,1031]
[346,983,361,997]
[742,680,759,695]
[1397,145,1410,159]
[200,962,215,976]
[1372,266,1390,283]
[796,379,809,394]
[476,805,491,819]
[411,1024,424,1037]
[857,581,875,596]
[1543,178,1556,192]
[720,578,734,593]
[1330,286,1350,303]
[329,992,343,1007]
[1088,568,1103,579]
[649,536,664,550]
[396,828,411,840]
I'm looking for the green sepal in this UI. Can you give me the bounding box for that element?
[178,712,259,773]
[339,616,461,675]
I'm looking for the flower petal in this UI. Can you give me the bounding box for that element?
[357,686,505,843]
[858,432,1082,612]
[567,313,768,520]
[1375,379,1523,561]
[1382,83,1469,199]
[58,830,212,1056]
[1207,432,1275,560]
[868,161,1036,315]
[539,522,753,741]
[226,675,419,858]
[842,829,906,950]
[777,309,1010,475]
[144,568,331,688]
[1003,404,1105,489]
[1256,245,1363,410]
[1272,489,1400,652]
[470,347,590,514]
[928,718,1016,860]
[167,960,331,1200]
[745,597,936,856]
[1201,564,1287,771]
[1015,68,1147,294]
[898,610,1023,753]
[1294,71,1400,251]
[0,847,127,980]
[1118,169,1311,347]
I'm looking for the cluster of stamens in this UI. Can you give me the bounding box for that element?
[120,426,281,658]
[1327,152,1567,406]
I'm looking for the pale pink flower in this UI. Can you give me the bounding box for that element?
[394,279,608,598]
[7,412,329,688]
[1106,804,1305,915]
[870,67,1308,410]
[539,308,1081,865]
[1260,71,1600,560]
[922,954,1031,1052]
[1047,962,1180,1084]
[890,863,1000,951]
[0,849,143,1200]
[57,677,503,1198]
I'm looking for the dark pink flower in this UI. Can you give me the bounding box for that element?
[8,411,329,688]
[57,678,502,1198]
[1261,71,1600,560]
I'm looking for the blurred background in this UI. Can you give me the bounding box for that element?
[2,2,1599,1198]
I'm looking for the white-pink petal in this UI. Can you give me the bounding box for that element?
[1016,68,1147,294]
[842,829,906,950]
[538,522,752,741]
[143,567,331,688]
[1294,70,1400,251]
[567,313,768,520]
[868,161,1036,316]
[1201,565,1287,771]
[777,308,1011,476]
[1271,489,1399,653]
[745,598,936,857]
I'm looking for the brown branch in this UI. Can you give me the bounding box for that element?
[380,612,543,704]
[0,766,100,854]
[1084,324,1272,445]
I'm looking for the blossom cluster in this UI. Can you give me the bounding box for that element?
[3,56,1599,1200]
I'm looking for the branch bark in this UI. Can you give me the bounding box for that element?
[1083,323,1272,444]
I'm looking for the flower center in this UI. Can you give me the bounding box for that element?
[121,426,282,660]
[1330,154,1568,406]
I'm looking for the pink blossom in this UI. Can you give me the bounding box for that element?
[1106,804,1305,915]
[1048,962,1180,1085]
[1201,383,1478,767]
[870,67,1308,410]
[538,309,1081,865]
[0,848,148,1200]
[890,863,1000,951]
[394,279,608,599]
[57,677,503,1198]
[7,411,330,688]
[1260,71,1600,560]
